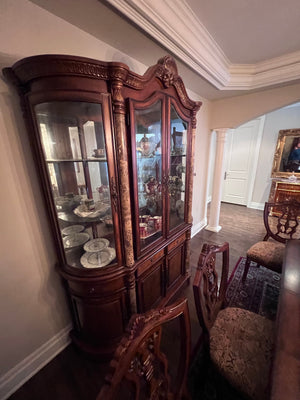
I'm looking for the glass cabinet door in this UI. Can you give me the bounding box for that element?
[133,99,163,251]
[168,104,188,231]
[34,101,117,269]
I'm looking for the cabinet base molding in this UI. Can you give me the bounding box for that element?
[0,324,71,400]
[70,330,121,360]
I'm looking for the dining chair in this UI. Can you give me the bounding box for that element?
[242,200,300,282]
[193,242,275,400]
[96,298,191,400]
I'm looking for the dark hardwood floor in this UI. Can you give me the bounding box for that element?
[9,202,264,400]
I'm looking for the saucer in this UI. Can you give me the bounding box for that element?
[80,247,116,268]
[83,238,109,252]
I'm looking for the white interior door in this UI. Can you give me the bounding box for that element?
[222,118,264,205]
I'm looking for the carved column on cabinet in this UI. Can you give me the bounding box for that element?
[185,230,191,278]
[187,113,198,225]
[184,113,197,278]
[111,75,137,313]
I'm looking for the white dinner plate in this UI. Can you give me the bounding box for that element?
[61,225,84,236]
[63,232,90,249]
[80,247,116,268]
[73,202,110,219]
[83,238,109,252]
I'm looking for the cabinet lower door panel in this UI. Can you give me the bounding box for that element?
[71,294,126,346]
[166,242,185,289]
[137,261,164,312]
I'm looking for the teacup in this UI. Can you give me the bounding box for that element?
[93,148,105,157]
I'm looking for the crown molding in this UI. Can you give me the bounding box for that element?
[105,0,300,91]
[228,51,300,89]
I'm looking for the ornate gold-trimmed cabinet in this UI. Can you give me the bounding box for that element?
[269,180,300,203]
[3,55,201,355]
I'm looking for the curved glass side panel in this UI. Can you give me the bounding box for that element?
[35,101,116,269]
[169,104,187,231]
[134,100,163,250]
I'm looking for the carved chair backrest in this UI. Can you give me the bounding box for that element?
[193,242,229,335]
[263,200,300,243]
[96,298,191,400]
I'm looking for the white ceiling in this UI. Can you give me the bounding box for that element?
[29,0,300,100]
[186,0,300,64]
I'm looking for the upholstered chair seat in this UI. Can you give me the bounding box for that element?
[246,241,285,272]
[193,242,276,400]
[210,307,275,400]
[243,201,300,282]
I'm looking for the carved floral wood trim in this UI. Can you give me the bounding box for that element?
[193,242,229,332]
[5,55,129,85]
[125,55,202,113]
[97,298,190,400]
[4,55,202,117]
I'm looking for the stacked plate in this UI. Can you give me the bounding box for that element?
[61,225,84,235]
[63,232,90,249]
[80,238,116,268]
[73,201,111,219]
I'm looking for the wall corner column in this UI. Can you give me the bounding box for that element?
[205,128,229,232]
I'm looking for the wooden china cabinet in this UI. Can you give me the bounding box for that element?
[3,55,201,356]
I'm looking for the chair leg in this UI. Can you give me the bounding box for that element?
[242,256,251,283]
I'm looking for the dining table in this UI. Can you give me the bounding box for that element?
[270,239,300,399]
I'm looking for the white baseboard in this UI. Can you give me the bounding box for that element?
[192,217,207,237]
[0,324,72,400]
[248,201,264,210]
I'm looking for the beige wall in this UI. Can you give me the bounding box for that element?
[189,90,212,233]
[211,83,300,129]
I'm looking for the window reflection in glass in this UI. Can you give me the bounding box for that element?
[134,100,163,249]
[169,105,187,230]
[35,101,115,269]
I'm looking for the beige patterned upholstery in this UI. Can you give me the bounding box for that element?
[210,307,275,400]
[246,241,285,272]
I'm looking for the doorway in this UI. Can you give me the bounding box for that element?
[222,117,265,206]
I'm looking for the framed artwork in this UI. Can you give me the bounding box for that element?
[271,129,300,178]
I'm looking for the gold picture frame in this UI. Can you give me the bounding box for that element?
[271,129,300,178]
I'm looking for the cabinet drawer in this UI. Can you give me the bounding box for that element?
[68,277,124,297]
[167,233,186,253]
[137,248,164,276]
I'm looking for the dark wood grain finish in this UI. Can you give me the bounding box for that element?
[166,242,185,288]
[271,239,300,400]
[3,54,200,357]
[97,298,191,400]
[136,260,165,312]
[193,242,229,333]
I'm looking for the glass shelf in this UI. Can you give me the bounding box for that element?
[35,100,116,269]
[134,100,163,250]
[169,104,187,230]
